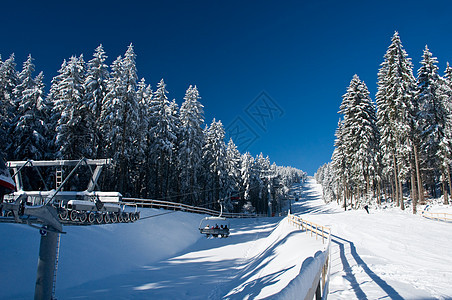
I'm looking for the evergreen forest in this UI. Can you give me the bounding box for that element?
[316,32,452,214]
[0,44,305,214]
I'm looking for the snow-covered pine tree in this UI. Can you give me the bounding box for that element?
[253,153,272,215]
[202,119,228,209]
[376,32,416,210]
[0,54,19,158]
[149,79,178,199]
[135,78,153,197]
[225,138,241,211]
[331,119,348,209]
[178,85,205,205]
[339,75,379,207]
[50,55,89,160]
[85,45,109,158]
[9,55,48,160]
[240,152,254,212]
[417,46,449,204]
[100,44,140,194]
[438,62,452,202]
[167,99,181,199]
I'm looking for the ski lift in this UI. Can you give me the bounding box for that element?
[199,216,230,238]
[198,201,230,238]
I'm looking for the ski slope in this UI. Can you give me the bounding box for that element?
[291,178,452,300]
[2,177,451,299]
[1,201,325,299]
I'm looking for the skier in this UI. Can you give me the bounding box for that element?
[364,204,369,214]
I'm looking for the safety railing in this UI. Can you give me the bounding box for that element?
[288,212,331,244]
[122,197,264,219]
[287,212,331,300]
[422,211,452,222]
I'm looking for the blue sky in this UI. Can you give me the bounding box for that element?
[2,0,452,175]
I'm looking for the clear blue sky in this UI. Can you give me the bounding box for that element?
[2,0,452,175]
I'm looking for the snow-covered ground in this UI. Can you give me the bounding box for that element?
[1,202,324,299]
[1,177,451,299]
[292,178,452,300]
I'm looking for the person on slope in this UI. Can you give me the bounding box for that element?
[364,204,369,214]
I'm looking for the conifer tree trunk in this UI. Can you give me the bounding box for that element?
[414,144,424,206]
[366,173,370,202]
[336,186,340,204]
[393,155,399,206]
[377,179,381,205]
[410,158,417,214]
[390,178,395,203]
[344,184,347,211]
[442,170,449,205]
[447,167,452,203]
[164,161,170,200]
[398,169,405,210]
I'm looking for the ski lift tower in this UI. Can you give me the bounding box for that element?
[0,158,139,300]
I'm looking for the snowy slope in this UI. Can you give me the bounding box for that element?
[56,217,324,299]
[1,208,325,299]
[292,177,452,300]
[1,209,202,299]
[3,177,450,299]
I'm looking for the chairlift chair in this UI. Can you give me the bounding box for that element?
[198,216,230,238]
[198,201,230,238]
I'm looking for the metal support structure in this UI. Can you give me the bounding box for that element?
[2,158,118,299]
[34,229,58,300]
[52,234,61,299]
[267,182,272,217]
[55,168,63,190]
[7,159,112,191]
[87,165,104,192]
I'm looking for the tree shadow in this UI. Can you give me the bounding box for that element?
[290,184,339,215]
[220,230,305,299]
[332,234,404,300]
[57,230,303,299]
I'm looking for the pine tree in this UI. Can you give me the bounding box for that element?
[339,75,379,207]
[9,55,48,160]
[167,99,181,199]
[225,138,241,211]
[440,63,452,202]
[50,55,89,159]
[331,119,348,209]
[253,153,272,215]
[376,32,416,210]
[202,119,228,209]
[0,54,19,158]
[134,78,153,197]
[240,152,254,209]
[85,45,109,158]
[417,46,449,204]
[178,85,205,205]
[100,45,140,194]
[149,79,178,199]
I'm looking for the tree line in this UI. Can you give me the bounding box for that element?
[316,32,452,214]
[0,44,305,214]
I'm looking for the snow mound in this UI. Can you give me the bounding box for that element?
[0,208,202,299]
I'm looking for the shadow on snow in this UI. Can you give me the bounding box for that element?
[331,234,404,300]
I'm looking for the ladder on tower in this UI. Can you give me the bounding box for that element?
[52,233,61,300]
[55,168,63,189]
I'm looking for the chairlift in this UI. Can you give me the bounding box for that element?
[198,201,230,238]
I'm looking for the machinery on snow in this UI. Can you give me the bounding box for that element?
[0,158,140,232]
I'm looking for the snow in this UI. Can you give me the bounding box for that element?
[1,209,324,299]
[1,177,452,299]
[294,178,452,300]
